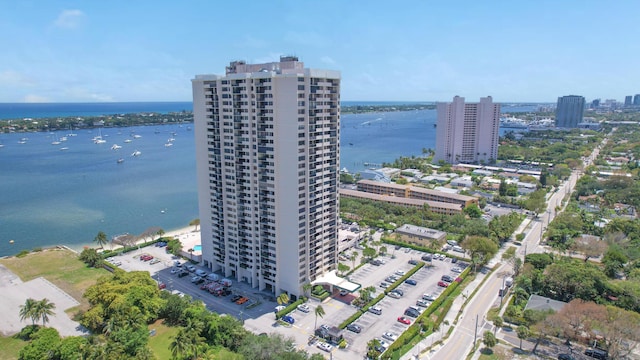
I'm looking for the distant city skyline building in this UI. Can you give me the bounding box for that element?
[192,56,340,298]
[434,96,500,164]
[555,95,585,128]
[634,94,640,106]
[591,98,601,109]
[625,95,633,107]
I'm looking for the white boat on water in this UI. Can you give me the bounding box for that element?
[167,138,175,142]
[133,134,142,139]
[123,139,132,143]
[117,158,124,164]
[93,128,106,144]
[164,143,173,147]
[111,144,122,150]
[60,147,69,151]
[131,150,142,157]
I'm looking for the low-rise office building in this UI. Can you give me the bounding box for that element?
[339,189,463,215]
[395,224,447,247]
[356,179,478,207]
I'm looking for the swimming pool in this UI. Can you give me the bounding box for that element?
[193,244,202,251]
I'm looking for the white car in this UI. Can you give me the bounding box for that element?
[317,342,333,352]
[388,291,401,299]
[297,304,310,313]
[190,276,202,283]
[395,270,405,276]
[451,267,462,273]
[170,267,180,274]
[382,332,398,342]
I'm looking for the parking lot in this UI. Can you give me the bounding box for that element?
[108,240,468,359]
[107,245,280,323]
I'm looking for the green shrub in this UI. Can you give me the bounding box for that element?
[275,297,306,319]
[16,250,30,258]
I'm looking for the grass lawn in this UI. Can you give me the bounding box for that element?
[0,248,110,313]
[148,320,178,359]
[0,336,27,360]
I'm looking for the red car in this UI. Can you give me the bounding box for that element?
[397,316,411,325]
[438,281,449,287]
[158,282,166,290]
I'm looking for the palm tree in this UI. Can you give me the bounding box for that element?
[302,283,312,298]
[351,251,358,269]
[19,298,37,325]
[156,228,165,241]
[276,293,290,306]
[189,218,200,232]
[94,231,108,249]
[170,329,190,359]
[33,298,56,326]
[314,305,325,331]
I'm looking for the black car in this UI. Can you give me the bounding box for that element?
[346,324,362,333]
[421,254,432,261]
[451,257,458,264]
[584,349,608,359]
[558,354,575,360]
[177,270,189,278]
[408,259,418,265]
[404,307,420,318]
[392,289,404,296]
[404,279,417,285]
[230,294,242,302]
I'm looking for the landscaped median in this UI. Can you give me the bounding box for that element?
[275,297,307,320]
[381,266,472,360]
[338,261,425,329]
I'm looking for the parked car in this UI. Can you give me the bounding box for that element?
[230,294,242,302]
[392,289,404,296]
[395,270,405,276]
[441,275,454,283]
[316,342,332,352]
[379,282,389,289]
[451,267,462,273]
[195,269,207,277]
[382,332,398,342]
[388,291,401,299]
[186,265,196,272]
[368,306,382,315]
[404,308,420,318]
[281,315,295,325]
[422,294,436,301]
[421,254,432,261]
[416,299,430,307]
[438,281,449,287]
[408,259,418,265]
[158,282,166,290]
[297,304,310,313]
[190,276,202,283]
[451,257,458,264]
[584,349,608,359]
[149,259,161,265]
[236,297,249,305]
[397,316,411,325]
[346,324,362,333]
[177,270,189,278]
[339,290,349,296]
[404,279,417,285]
[170,267,180,274]
[558,355,575,360]
[385,277,397,283]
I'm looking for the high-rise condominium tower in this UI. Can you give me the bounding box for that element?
[555,95,585,128]
[434,96,500,164]
[192,57,340,298]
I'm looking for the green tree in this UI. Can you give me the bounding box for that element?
[351,251,358,269]
[302,283,312,298]
[482,330,497,351]
[33,298,56,327]
[277,293,290,306]
[156,228,165,241]
[516,325,531,350]
[189,218,200,231]
[18,327,61,360]
[461,236,498,271]
[79,248,103,267]
[94,231,108,249]
[314,305,325,331]
[499,179,507,196]
[337,263,350,276]
[492,316,503,335]
[362,247,376,259]
[19,298,38,325]
[463,204,483,218]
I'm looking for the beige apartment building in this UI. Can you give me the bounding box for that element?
[434,96,500,164]
[356,179,478,208]
[192,56,340,298]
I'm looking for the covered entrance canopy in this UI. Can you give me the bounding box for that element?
[312,270,361,293]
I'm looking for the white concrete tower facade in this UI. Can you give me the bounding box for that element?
[434,96,500,164]
[192,57,340,299]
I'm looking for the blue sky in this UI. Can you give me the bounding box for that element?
[1,0,639,103]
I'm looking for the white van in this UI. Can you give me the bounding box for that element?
[195,269,207,277]
[452,246,465,253]
[206,273,219,281]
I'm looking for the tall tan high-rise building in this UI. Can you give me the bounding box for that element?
[434,96,500,164]
[192,57,340,298]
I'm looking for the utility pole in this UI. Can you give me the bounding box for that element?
[474,314,478,345]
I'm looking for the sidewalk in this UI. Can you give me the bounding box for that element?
[401,216,533,360]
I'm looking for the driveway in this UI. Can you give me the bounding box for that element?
[0,264,86,336]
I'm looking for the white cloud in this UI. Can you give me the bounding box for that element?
[0,70,35,87]
[320,56,336,65]
[54,9,85,29]
[63,87,113,102]
[24,94,50,103]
